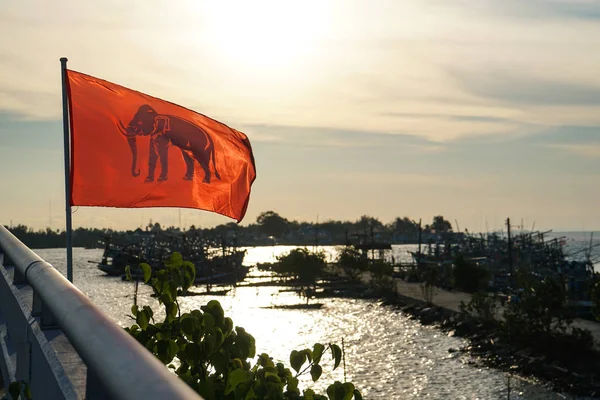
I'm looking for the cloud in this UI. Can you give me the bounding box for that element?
[381,112,515,124]
[329,171,477,189]
[1,0,600,147]
[545,143,600,158]
[243,123,445,152]
[484,0,600,20]
[449,69,600,106]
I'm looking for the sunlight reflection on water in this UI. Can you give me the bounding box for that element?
[35,247,581,400]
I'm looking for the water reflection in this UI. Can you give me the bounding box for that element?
[36,247,576,399]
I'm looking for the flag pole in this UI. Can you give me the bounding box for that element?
[60,57,74,283]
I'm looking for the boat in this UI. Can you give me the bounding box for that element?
[97,231,248,286]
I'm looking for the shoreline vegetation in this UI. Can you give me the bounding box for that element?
[6,212,461,249]
[252,248,600,398]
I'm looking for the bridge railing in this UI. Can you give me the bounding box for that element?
[0,225,202,399]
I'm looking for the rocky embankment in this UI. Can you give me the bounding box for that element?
[323,283,600,398]
[402,303,599,398]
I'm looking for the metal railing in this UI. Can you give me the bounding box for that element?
[0,225,202,399]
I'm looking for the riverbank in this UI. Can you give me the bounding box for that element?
[321,271,600,398]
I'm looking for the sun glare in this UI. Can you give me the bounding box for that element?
[201,1,330,75]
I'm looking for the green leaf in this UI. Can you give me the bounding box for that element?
[160,281,173,303]
[171,270,182,289]
[310,364,322,382]
[9,381,21,400]
[183,261,196,284]
[303,389,315,400]
[155,340,176,364]
[313,343,325,364]
[223,317,234,334]
[140,263,152,283]
[203,312,216,332]
[176,363,189,375]
[180,315,199,337]
[182,275,193,293]
[205,300,225,326]
[23,383,31,400]
[125,265,132,282]
[214,327,224,346]
[342,383,355,400]
[225,368,249,395]
[142,305,154,321]
[303,348,313,363]
[330,344,342,370]
[169,252,184,268]
[265,370,281,383]
[185,342,202,364]
[290,350,306,374]
[204,333,216,356]
[258,353,274,368]
[156,269,168,283]
[287,376,299,393]
[165,302,178,322]
[353,389,363,400]
[136,308,149,330]
[211,350,229,375]
[235,327,256,359]
[131,304,139,317]
[198,379,217,400]
[167,339,179,362]
[327,381,345,400]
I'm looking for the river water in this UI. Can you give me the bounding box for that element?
[35,241,598,400]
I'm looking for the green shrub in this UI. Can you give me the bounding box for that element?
[335,246,368,282]
[276,248,327,285]
[459,292,498,325]
[501,274,575,347]
[125,253,362,400]
[451,256,489,293]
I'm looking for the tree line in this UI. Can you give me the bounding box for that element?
[4,211,454,249]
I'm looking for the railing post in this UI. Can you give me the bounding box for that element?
[32,292,59,329]
[1,252,26,285]
[15,325,31,383]
[86,368,110,400]
[13,266,27,285]
[1,251,13,268]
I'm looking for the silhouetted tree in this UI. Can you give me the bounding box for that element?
[431,215,452,233]
[256,211,290,238]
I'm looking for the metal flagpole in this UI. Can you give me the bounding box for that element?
[60,57,74,283]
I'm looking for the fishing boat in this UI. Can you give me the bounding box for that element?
[96,231,248,286]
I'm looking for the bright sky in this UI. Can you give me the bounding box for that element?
[1,0,600,232]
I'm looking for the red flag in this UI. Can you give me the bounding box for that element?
[66,70,256,222]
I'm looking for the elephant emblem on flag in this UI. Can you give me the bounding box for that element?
[117,104,221,184]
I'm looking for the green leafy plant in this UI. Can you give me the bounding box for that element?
[125,252,362,400]
[368,261,396,297]
[451,255,489,293]
[274,248,327,304]
[335,246,367,282]
[502,275,573,338]
[275,248,326,284]
[418,265,438,306]
[459,292,498,325]
[1,381,31,400]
